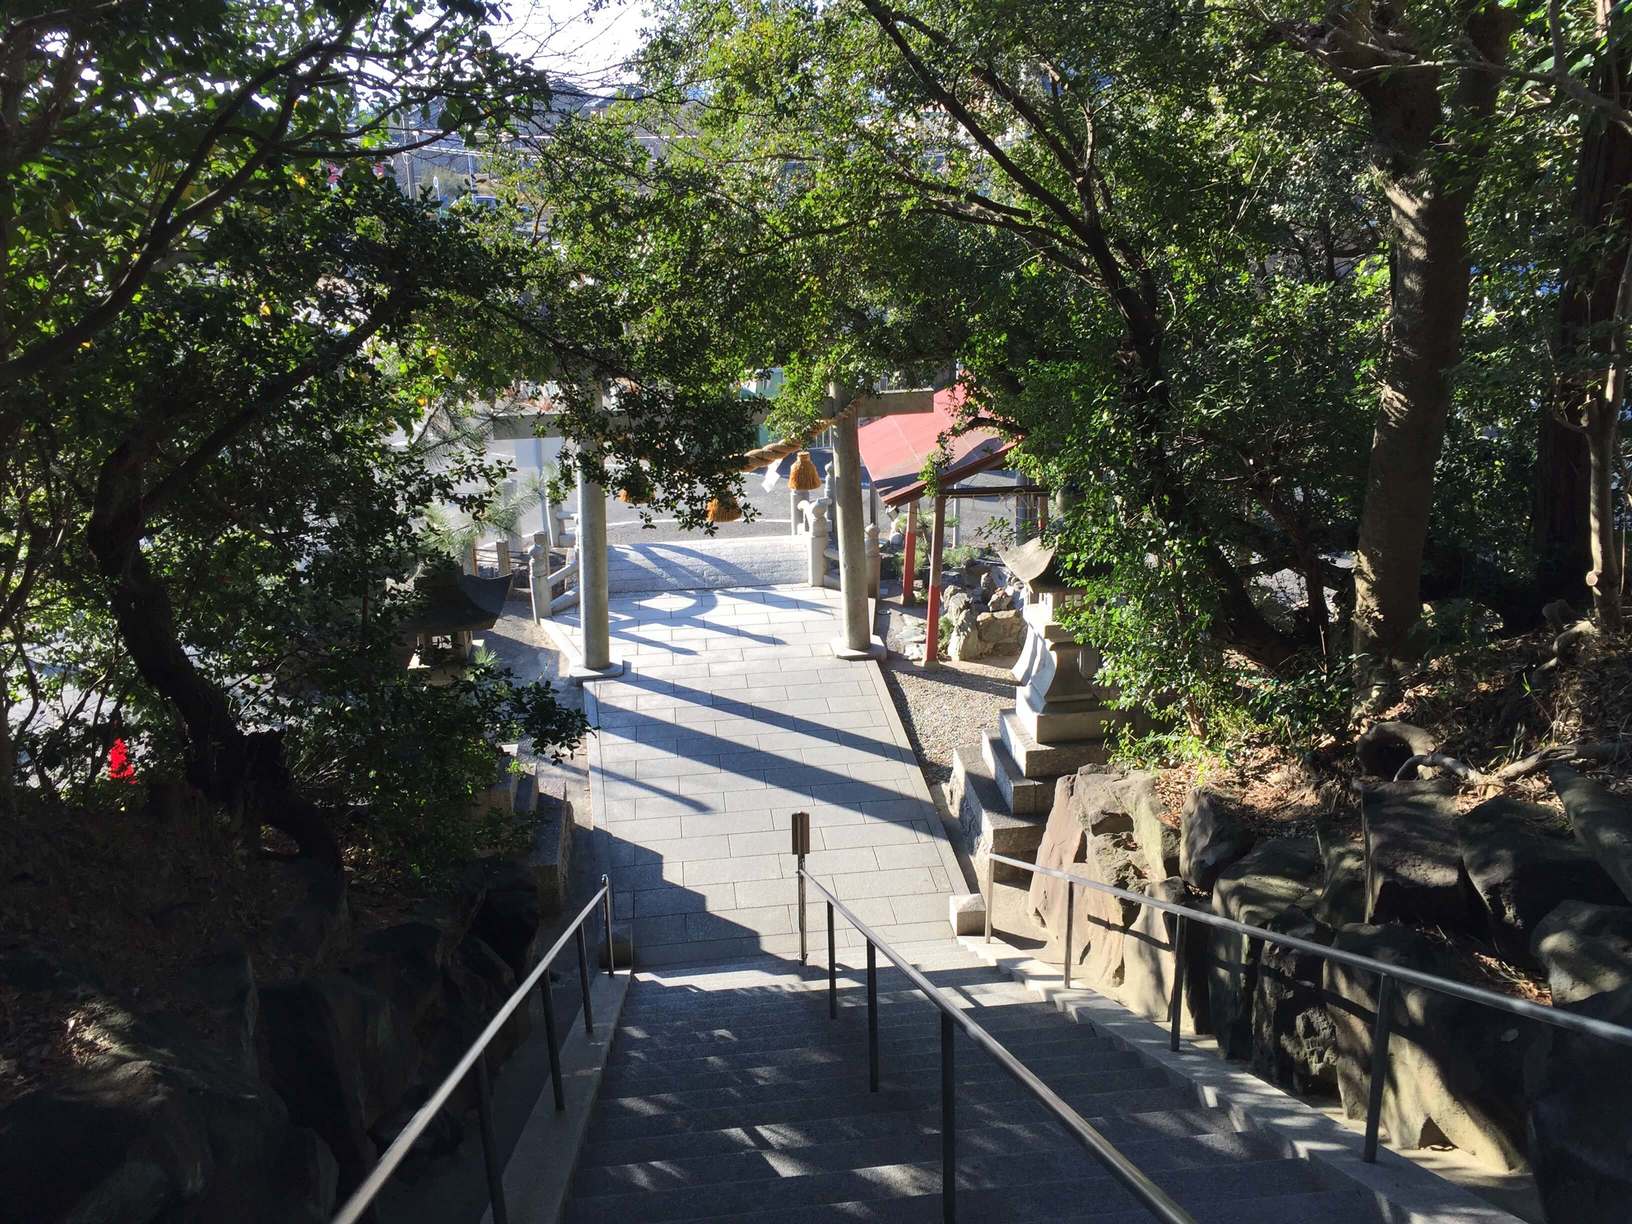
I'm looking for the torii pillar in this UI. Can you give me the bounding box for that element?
[830,384,878,659]
[571,390,622,682]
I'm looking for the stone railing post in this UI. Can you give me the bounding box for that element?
[528,542,548,623]
[803,498,830,587]
[865,522,880,599]
[495,539,510,581]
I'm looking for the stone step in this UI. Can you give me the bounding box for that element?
[981,731,1051,815]
[600,1046,1149,1099]
[617,977,1033,1026]
[585,1082,1200,1145]
[571,1123,1287,1200]
[606,1025,1119,1080]
[706,1185,1383,1224]
[950,746,1046,883]
[594,1057,1172,1118]
[563,1152,1337,1223]
[613,990,1077,1046]
[575,1101,1247,1171]
[997,708,1111,779]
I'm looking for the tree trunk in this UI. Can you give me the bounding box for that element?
[1535,32,1632,608]
[87,437,340,864]
[1339,10,1513,702]
[1351,176,1478,679]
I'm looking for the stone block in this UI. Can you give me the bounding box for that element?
[1362,778,1473,931]
[949,891,987,936]
[1532,900,1632,1005]
[1179,787,1253,893]
[1551,764,1632,904]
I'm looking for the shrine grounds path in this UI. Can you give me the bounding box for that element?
[563,585,966,967]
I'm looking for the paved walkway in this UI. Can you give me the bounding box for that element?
[560,586,963,967]
[607,537,807,594]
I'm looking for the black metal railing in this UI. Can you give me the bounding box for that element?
[331,876,623,1224]
[792,827,1193,1223]
[984,850,1632,1164]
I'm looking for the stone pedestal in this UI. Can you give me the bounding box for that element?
[951,542,1140,880]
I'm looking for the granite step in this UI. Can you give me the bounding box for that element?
[571,1125,1288,1199]
[562,1152,1340,1223]
[600,1046,1149,1098]
[585,1083,1200,1145]
[574,1101,1248,1170]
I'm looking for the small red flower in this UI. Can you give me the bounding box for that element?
[107,738,137,784]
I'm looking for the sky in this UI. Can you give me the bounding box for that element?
[487,0,653,88]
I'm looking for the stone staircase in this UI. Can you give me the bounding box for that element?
[558,942,1389,1223]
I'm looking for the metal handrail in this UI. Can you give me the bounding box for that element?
[331,877,622,1224]
[984,849,1632,1163]
[795,860,1194,1224]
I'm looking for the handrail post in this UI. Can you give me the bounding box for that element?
[603,874,616,978]
[941,1011,956,1223]
[541,970,565,1112]
[983,855,993,944]
[575,927,594,1035]
[867,940,880,1091]
[1169,915,1187,1053]
[827,900,837,1019]
[474,1052,509,1224]
[1063,880,1074,990]
[793,812,811,965]
[1364,973,1396,1163]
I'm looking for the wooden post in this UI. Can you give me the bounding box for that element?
[924,493,946,670]
[903,500,918,605]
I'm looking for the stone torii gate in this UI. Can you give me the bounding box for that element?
[494,383,940,680]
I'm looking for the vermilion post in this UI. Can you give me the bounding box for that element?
[924,493,947,669]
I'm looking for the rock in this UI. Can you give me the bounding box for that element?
[1460,797,1624,959]
[1065,768,1134,837]
[349,922,453,1030]
[1114,877,1210,1034]
[942,587,974,625]
[265,859,349,965]
[948,892,986,936]
[986,587,1015,613]
[1250,906,1338,1094]
[975,608,1025,648]
[1179,787,1253,892]
[1118,771,1180,882]
[1069,830,1147,989]
[1550,765,1632,904]
[1532,900,1632,1005]
[948,622,991,662]
[980,569,998,597]
[1528,983,1632,1223]
[1028,776,1090,926]
[1324,923,1546,1172]
[1314,835,1367,927]
[188,943,259,1077]
[1206,838,1322,1060]
[471,858,545,982]
[257,973,415,1193]
[1362,778,1473,931]
[0,982,336,1223]
[1355,721,1438,779]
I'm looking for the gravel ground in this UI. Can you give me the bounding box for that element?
[878,602,1019,790]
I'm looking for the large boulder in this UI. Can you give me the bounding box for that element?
[1527,983,1632,1222]
[1362,778,1474,932]
[1206,838,1322,1061]
[1118,771,1180,882]
[1355,721,1437,779]
[1532,900,1632,1005]
[1460,797,1624,960]
[1113,877,1211,1034]
[1178,787,1253,892]
[1324,923,1547,1172]
[0,977,336,1224]
[1250,905,1338,1094]
[1314,835,1367,927]
[257,973,416,1194]
[471,858,546,982]
[1550,765,1632,903]
[1069,829,1148,989]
